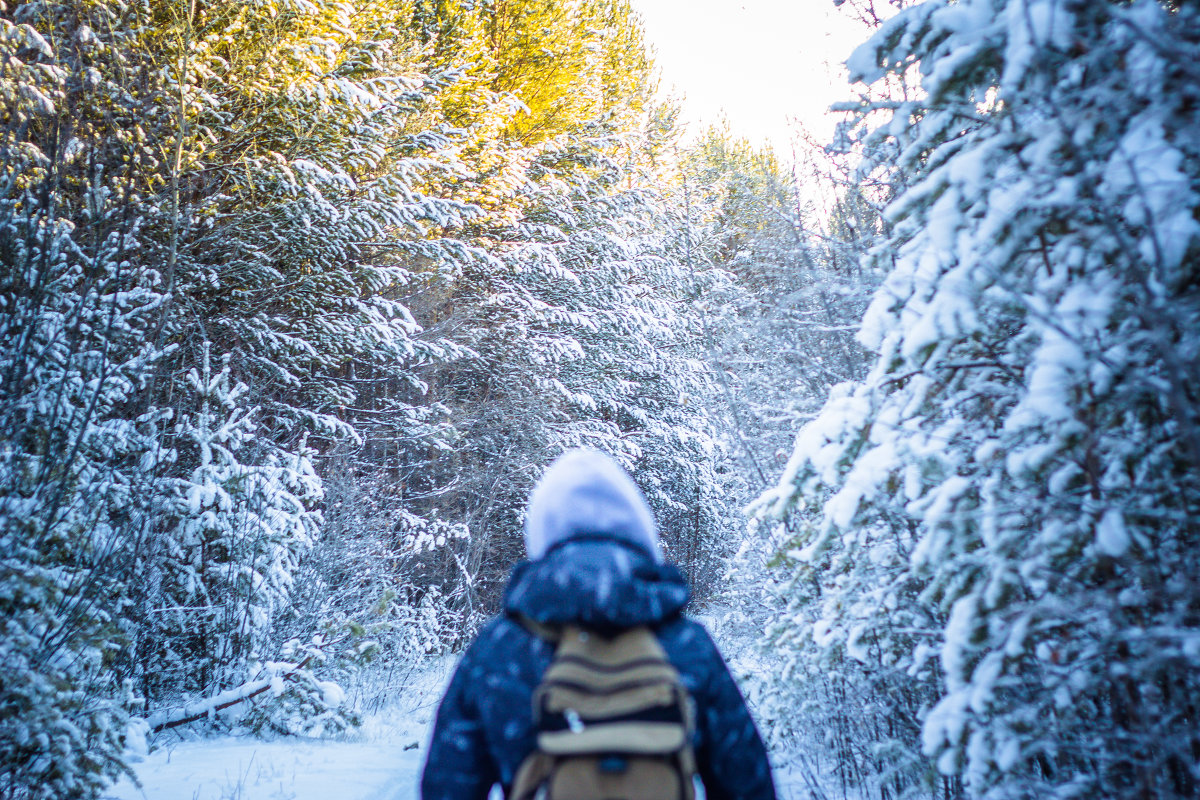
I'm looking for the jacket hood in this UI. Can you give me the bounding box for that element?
[523,449,660,561]
[503,539,690,633]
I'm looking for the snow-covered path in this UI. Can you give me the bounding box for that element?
[104,738,424,800]
[103,735,810,800]
[103,658,811,800]
[104,673,444,800]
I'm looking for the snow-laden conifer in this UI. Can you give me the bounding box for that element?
[759,2,1200,797]
[463,121,731,591]
[0,4,168,794]
[139,345,322,700]
[125,0,486,720]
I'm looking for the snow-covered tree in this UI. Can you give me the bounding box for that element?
[1,0,493,773]
[0,4,168,795]
[144,0,479,447]
[412,118,734,609]
[759,1,1200,798]
[684,126,877,492]
[673,124,895,791]
[135,345,322,701]
[114,0,488,713]
[381,0,738,613]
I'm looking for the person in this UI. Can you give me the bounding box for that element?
[420,449,776,800]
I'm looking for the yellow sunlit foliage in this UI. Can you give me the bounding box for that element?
[414,0,652,144]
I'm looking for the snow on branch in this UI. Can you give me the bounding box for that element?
[145,656,315,733]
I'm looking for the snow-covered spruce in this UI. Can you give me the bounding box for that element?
[408,106,736,602]
[757,2,1200,799]
[1,2,487,795]
[121,0,485,737]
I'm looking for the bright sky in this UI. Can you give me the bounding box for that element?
[630,0,867,159]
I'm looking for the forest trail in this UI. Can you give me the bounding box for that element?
[103,738,424,800]
[10,2,1198,799]
[102,733,812,800]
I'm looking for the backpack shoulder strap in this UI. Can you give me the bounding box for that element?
[508,611,564,644]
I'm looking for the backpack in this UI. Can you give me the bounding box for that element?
[511,621,698,800]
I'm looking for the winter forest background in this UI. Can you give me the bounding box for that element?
[1,0,1198,798]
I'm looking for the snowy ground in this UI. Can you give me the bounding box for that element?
[106,742,814,800]
[104,738,424,800]
[105,734,814,800]
[103,656,817,800]
[104,661,452,800]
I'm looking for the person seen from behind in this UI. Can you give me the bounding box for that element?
[420,448,776,800]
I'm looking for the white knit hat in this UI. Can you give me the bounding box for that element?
[523,449,660,561]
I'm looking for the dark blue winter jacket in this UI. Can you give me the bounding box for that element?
[419,538,776,800]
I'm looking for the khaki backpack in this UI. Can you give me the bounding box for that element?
[511,621,698,800]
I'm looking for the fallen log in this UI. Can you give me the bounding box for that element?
[147,655,314,733]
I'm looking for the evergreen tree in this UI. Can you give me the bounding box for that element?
[122,0,484,711]
[138,345,322,700]
[0,3,168,795]
[679,125,892,790]
[1,2,491,784]
[684,126,876,489]
[395,0,733,612]
[759,1,1200,797]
